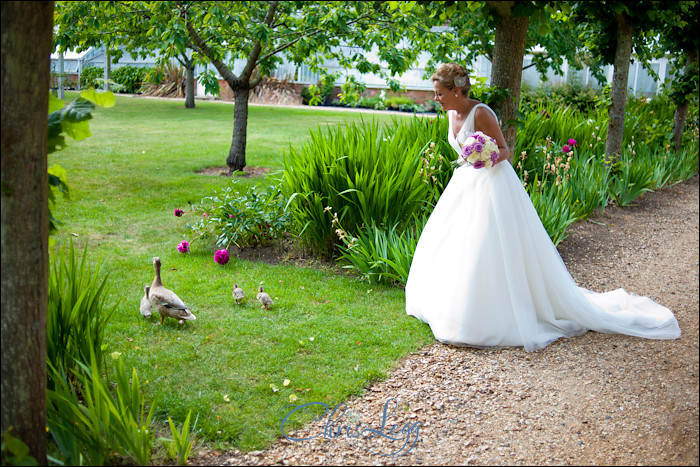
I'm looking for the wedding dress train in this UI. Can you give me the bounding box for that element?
[405,104,681,351]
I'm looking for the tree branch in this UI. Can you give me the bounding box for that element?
[257,11,376,64]
[240,1,278,84]
[182,10,240,87]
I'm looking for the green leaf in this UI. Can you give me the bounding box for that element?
[63,119,92,141]
[2,432,32,461]
[49,93,65,113]
[80,89,116,108]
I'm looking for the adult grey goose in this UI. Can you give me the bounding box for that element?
[149,257,196,324]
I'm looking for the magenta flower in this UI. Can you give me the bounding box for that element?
[562,145,570,153]
[568,138,577,146]
[214,249,229,265]
[177,241,190,253]
[490,152,499,164]
[473,142,484,153]
[473,160,486,169]
[174,208,184,217]
[203,212,207,217]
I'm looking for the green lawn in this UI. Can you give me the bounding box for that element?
[49,92,435,452]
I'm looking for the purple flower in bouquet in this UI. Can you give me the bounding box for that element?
[568,138,577,146]
[174,208,184,217]
[177,241,190,253]
[214,249,229,265]
[457,131,500,169]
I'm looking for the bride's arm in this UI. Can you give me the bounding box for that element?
[474,107,512,164]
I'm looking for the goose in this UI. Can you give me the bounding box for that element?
[139,285,152,317]
[149,257,196,324]
[232,283,245,305]
[256,285,274,310]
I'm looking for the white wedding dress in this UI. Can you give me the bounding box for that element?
[405,104,681,351]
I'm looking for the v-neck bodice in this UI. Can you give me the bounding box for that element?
[447,104,496,155]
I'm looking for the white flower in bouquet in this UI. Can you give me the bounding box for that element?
[456,131,500,169]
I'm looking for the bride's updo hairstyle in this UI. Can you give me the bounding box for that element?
[431,63,471,96]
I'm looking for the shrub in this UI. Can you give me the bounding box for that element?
[47,241,117,389]
[280,114,452,258]
[384,96,414,109]
[607,149,657,206]
[111,65,150,94]
[301,76,335,105]
[188,181,292,250]
[140,62,185,98]
[520,83,602,114]
[357,95,385,110]
[47,351,156,466]
[80,65,103,89]
[335,217,427,285]
[464,76,511,110]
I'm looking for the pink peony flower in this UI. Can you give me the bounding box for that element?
[174,208,184,217]
[562,145,570,153]
[214,249,229,265]
[177,241,190,253]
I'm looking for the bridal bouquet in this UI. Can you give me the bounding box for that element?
[455,131,500,169]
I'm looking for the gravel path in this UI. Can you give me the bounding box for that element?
[193,174,699,466]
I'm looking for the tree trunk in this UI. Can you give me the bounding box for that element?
[185,60,195,109]
[605,12,634,161]
[104,48,111,91]
[184,2,276,174]
[58,52,65,99]
[673,101,689,152]
[487,1,529,152]
[1,2,53,464]
[672,51,698,151]
[227,87,250,173]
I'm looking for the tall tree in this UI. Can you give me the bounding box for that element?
[397,1,584,151]
[485,1,531,151]
[573,1,673,160]
[53,1,206,108]
[655,1,699,151]
[177,1,419,173]
[1,1,54,463]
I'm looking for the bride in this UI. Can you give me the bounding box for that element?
[405,63,681,352]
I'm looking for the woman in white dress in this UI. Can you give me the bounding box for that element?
[405,63,681,352]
